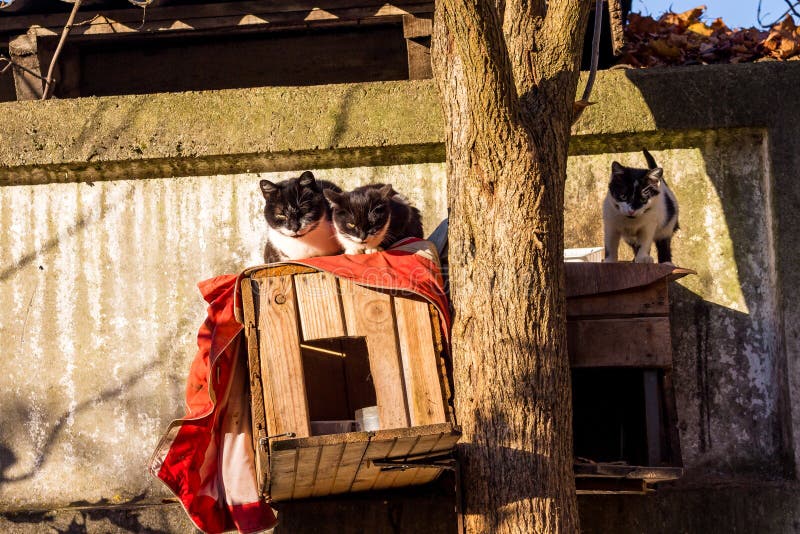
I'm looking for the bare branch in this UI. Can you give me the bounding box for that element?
[0,54,51,82]
[42,0,82,100]
[758,0,800,28]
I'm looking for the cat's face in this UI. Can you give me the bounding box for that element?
[608,161,662,218]
[260,171,328,237]
[324,184,393,244]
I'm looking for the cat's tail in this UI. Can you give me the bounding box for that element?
[643,148,658,170]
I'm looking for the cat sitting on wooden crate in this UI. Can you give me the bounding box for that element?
[260,171,344,263]
[324,184,423,255]
[602,149,679,264]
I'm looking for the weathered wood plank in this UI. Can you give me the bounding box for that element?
[310,442,346,497]
[330,440,370,494]
[0,0,435,34]
[643,370,663,466]
[241,278,270,495]
[369,434,421,491]
[258,276,311,439]
[402,13,432,38]
[295,272,346,340]
[567,317,672,368]
[390,431,445,487]
[340,279,410,429]
[291,445,323,500]
[349,439,399,492]
[270,423,456,451]
[394,296,446,426]
[564,263,694,298]
[26,2,435,38]
[566,282,669,318]
[269,449,299,501]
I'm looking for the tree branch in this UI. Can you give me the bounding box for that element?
[41,0,82,100]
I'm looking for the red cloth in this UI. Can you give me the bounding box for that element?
[149,238,450,533]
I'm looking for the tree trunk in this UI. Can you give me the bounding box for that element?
[432,2,591,533]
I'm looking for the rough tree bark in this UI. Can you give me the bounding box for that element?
[431,1,591,533]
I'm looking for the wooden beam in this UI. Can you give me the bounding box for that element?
[8,30,43,100]
[1,2,434,39]
[567,317,672,368]
[402,13,432,80]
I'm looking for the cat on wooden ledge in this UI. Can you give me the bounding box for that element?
[602,149,679,264]
[324,184,424,255]
[260,171,343,263]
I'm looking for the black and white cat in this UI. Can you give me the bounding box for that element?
[602,149,679,264]
[323,184,424,254]
[260,171,343,263]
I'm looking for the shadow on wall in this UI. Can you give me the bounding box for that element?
[568,67,787,478]
[0,307,198,495]
[1,494,183,534]
[623,66,789,479]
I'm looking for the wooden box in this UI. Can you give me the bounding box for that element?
[565,262,693,494]
[240,265,459,502]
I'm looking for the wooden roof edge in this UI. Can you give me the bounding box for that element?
[565,262,696,298]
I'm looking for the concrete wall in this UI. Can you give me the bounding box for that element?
[2,62,800,532]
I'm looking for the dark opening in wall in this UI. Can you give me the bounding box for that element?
[71,24,408,97]
[572,368,649,466]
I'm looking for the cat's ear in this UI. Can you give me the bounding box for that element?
[646,167,663,185]
[611,161,625,177]
[260,180,278,197]
[298,171,316,189]
[378,184,394,198]
[323,189,343,208]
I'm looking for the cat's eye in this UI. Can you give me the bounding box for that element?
[275,214,286,221]
[346,223,356,229]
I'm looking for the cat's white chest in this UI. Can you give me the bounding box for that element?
[268,218,342,260]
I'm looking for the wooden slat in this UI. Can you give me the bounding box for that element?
[567,317,672,368]
[295,272,345,340]
[269,449,299,501]
[291,445,323,500]
[565,263,694,298]
[369,435,422,491]
[331,440,370,494]
[402,13,432,38]
[240,278,270,495]
[258,276,311,439]
[311,442,346,497]
[566,282,669,318]
[340,279,410,429]
[662,370,684,466]
[405,36,432,80]
[349,439,399,492]
[270,423,456,451]
[643,370,663,466]
[394,296,446,426]
[390,431,445,488]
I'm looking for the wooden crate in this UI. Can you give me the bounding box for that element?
[240,264,458,502]
[565,262,693,494]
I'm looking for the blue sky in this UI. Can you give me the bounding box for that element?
[634,0,793,28]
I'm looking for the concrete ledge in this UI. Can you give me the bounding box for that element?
[0,80,443,185]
